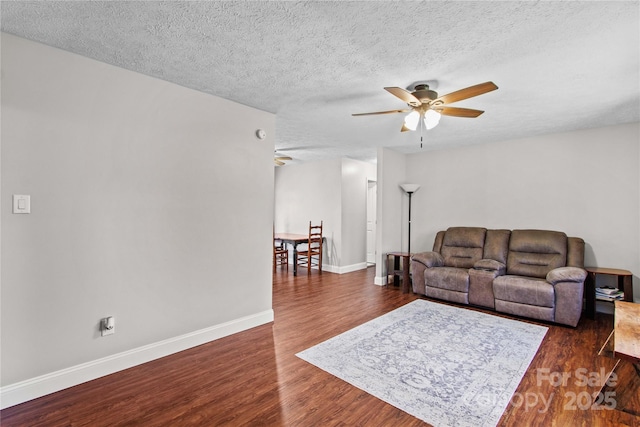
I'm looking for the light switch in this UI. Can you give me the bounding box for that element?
[13,195,31,214]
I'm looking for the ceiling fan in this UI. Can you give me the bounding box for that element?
[352,81,498,132]
[274,152,292,166]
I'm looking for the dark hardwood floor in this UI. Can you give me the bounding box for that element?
[2,267,639,426]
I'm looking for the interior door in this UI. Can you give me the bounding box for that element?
[366,180,377,265]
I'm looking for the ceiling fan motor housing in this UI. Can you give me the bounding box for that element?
[412,84,438,103]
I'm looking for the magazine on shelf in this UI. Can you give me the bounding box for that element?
[596,287,622,295]
[595,287,624,301]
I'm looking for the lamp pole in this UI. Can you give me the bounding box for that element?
[407,191,414,255]
[399,183,421,255]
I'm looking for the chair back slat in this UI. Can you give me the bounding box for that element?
[308,221,323,250]
[297,221,323,275]
[273,226,288,272]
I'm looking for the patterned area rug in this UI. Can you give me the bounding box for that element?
[297,300,547,427]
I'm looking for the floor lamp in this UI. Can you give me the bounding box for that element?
[400,183,421,255]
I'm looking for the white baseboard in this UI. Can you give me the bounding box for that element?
[292,262,368,275]
[0,309,274,410]
[332,262,368,274]
[374,275,389,286]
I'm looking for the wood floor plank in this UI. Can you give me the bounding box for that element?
[1,267,638,426]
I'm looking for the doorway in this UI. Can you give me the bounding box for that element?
[366,179,377,265]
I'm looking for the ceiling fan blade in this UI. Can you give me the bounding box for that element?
[274,159,285,166]
[275,156,293,161]
[434,81,498,105]
[434,106,485,118]
[352,109,410,116]
[384,87,421,107]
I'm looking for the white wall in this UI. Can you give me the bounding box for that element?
[274,158,342,267]
[374,147,408,284]
[274,157,374,272]
[402,123,640,301]
[341,158,376,268]
[1,34,276,406]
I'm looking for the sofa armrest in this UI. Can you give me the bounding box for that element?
[410,252,442,295]
[473,259,506,275]
[546,266,587,285]
[549,267,587,327]
[412,252,444,268]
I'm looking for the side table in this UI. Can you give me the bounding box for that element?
[386,252,412,294]
[584,267,634,319]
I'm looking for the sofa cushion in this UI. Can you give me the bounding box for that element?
[495,300,555,323]
[506,230,567,278]
[493,275,555,308]
[441,227,486,268]
[426,286,469,305]
[567,237,586,268]
[483,229,511,264]
[424,266,470,293]
[432,230,446,253]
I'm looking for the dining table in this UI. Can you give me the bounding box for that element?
[273,233,311,276]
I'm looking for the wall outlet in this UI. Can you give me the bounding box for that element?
[101,316,115,336]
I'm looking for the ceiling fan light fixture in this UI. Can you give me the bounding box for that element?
[353,81,497,133]
[404,110,420,131]
[424,109,441,130]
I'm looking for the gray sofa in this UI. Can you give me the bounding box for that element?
[411,227,587,327]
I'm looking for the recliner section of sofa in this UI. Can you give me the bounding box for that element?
[411,227,587,327]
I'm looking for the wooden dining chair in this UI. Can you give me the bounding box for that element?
[274,230,289,272]
[296,221,323,275]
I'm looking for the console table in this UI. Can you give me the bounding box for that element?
[584,267,634,319]
[386,252,411,294]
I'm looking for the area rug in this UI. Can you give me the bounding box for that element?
[296,300,548,427]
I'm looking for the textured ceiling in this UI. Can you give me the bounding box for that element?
[2,1,639,165]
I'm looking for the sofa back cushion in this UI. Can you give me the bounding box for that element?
[567,237,586,268]
[483,229,511,264]
[432,230,446,253]
[507,230,567,278]
[441,227,486,268]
